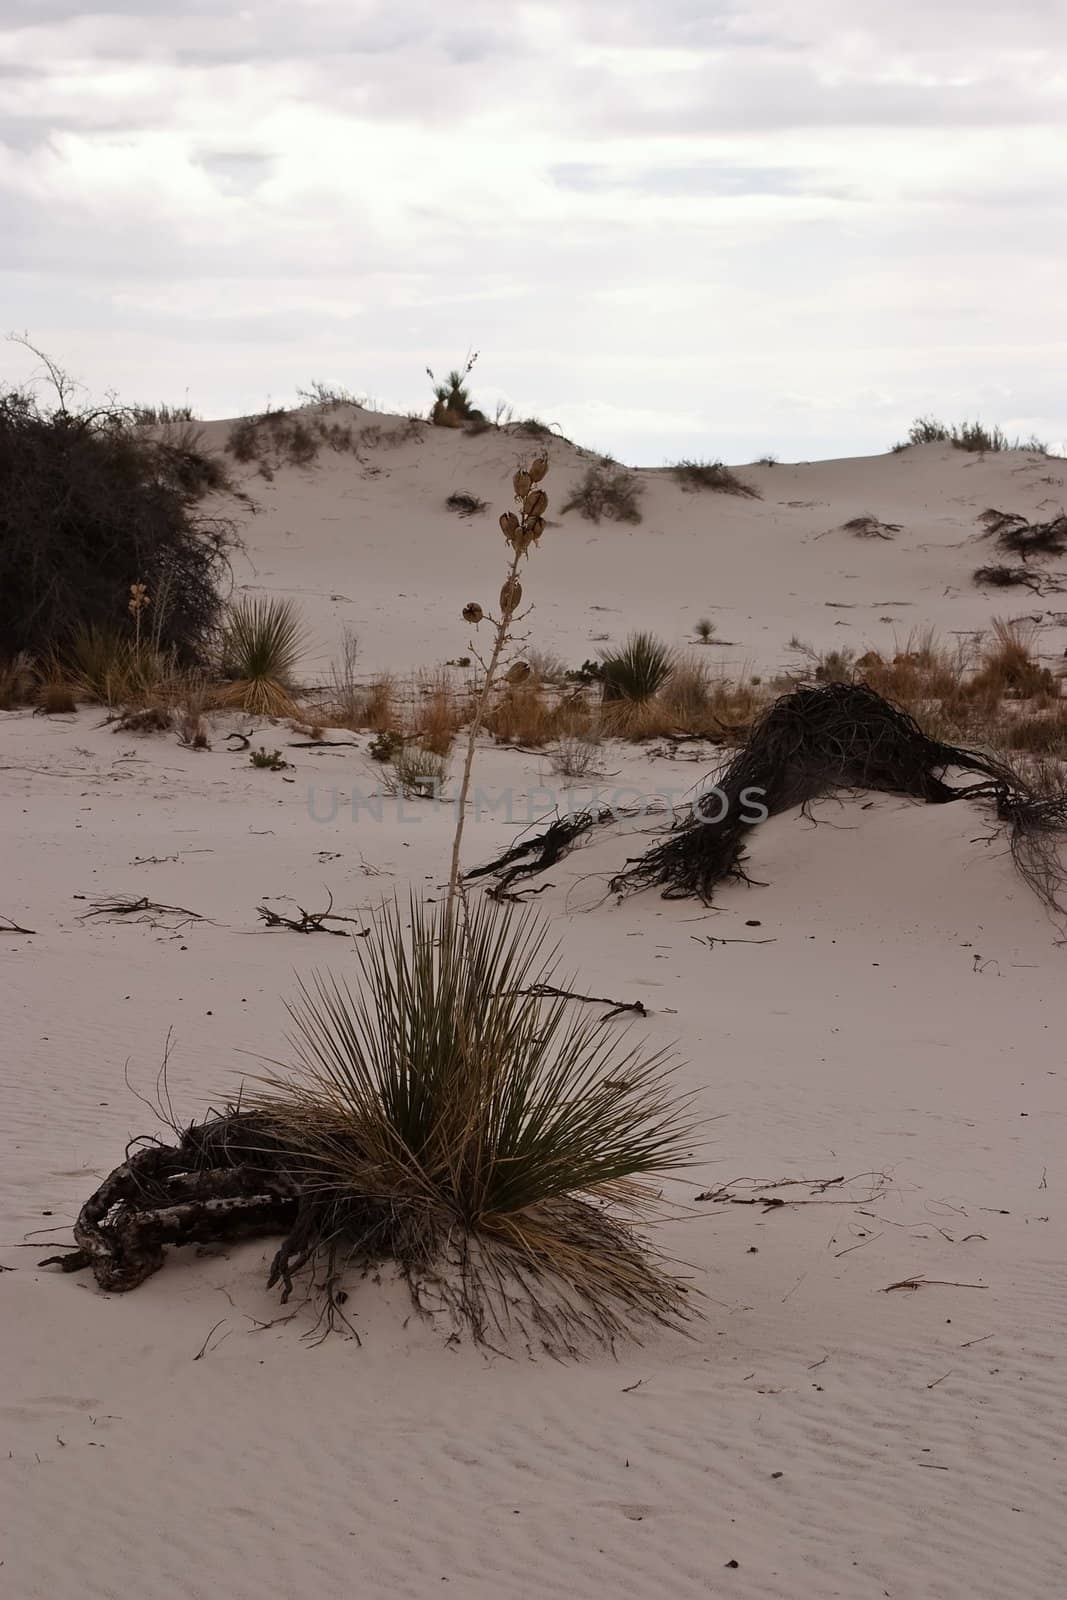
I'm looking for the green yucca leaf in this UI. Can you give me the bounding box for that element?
[598,632,675,704]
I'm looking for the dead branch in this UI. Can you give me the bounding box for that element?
[0,915,36,935]
[256,891,366,936]
[77,895,208,929]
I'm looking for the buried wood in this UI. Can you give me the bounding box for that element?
[256,892,366,936]
[40,1106,693,1349]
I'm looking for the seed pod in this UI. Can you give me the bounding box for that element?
[462,602,484,625]
[499,577,522,613]
[528,457,548,483]
[527,516,545,541]
[523,489,547,518]
[499,511,520,538]
[513,470,532,497]
[505,660,532,685]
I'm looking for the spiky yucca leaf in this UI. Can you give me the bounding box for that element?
[219,597,304,715]
[253,896,697,1341]
[598,631,675,704]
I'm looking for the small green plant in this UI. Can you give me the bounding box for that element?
[561,463,642,524]
[368,729,403,762]
[219,597,304,717]
[694,618,716,644]
[598,632,675,703]
[671,460,759,498]
[250,747,289,770]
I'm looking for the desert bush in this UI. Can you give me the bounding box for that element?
[598,633,674,703]
[526,648,567,685]
[694,618,716,643]
[386,743,448,799]
[973,564,1045,591]
[368,729,403,762]
[326,627,363,727]
[219,597,304,716]
[446,492,488,516]
[987,511,1067,560]
[550,729,606,779]
[0,372,234,664]
[671,459,759,498]
[561,463,643,525]
[428,354,485,427]
[814,648,857,685]
[253,895,694,1344]
[131,402,198,425]
[296,381,364,410]
[485,681,556,746]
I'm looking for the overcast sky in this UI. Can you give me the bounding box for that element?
[2,1,1065,462]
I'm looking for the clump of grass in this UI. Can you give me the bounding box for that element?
[598,633,674,704]
[485,681,557,746]
[36,679,78,714]
[671,460,759,498]
[415,670,466,756]
[325,626,363,727]
[219,597,304,717]
[253,895,696,1347]
[694,618,716,644]
[973,619,1055,700]
[67,624,171,706]
[131,402,198,425]
[561,463,642,525]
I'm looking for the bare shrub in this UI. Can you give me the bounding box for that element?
[562,463,643,524]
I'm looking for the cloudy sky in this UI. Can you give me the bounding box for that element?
[2,0,1065,462]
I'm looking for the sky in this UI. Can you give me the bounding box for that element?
[2,0,1066,463]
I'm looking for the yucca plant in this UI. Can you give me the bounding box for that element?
[219,596,304,716]
[598,632,675,704]
[252,895,696,1347]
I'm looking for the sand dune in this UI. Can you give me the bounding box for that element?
[3,419,1067,1599]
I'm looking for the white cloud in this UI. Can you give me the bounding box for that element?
[1,0,1065,461]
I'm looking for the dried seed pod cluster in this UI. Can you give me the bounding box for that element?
[500,456,548,557]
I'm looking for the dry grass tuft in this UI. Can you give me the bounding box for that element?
[671,460,759,498]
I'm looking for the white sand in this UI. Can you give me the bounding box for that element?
[3,419,1066,1598]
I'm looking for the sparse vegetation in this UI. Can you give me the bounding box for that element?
[561,463,643,525]
[893,418,1048,454]
[842,515,900,539]
[250,747,289,771]
[694,618,716,644]
[671,460,759,498]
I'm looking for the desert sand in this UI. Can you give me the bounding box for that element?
[3,413,1066,1599]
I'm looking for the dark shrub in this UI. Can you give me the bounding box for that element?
[0,383,235,664]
